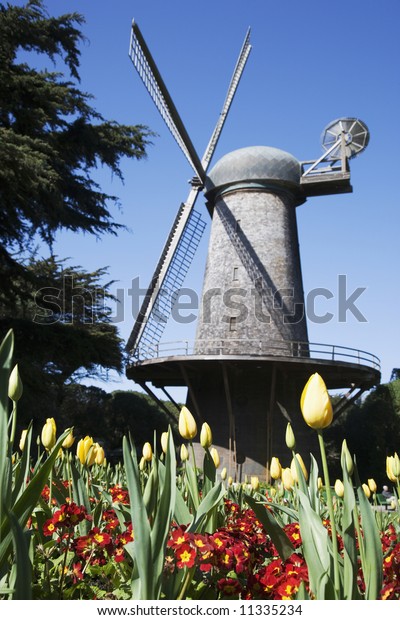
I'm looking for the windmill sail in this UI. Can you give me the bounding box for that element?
[126,22,252,360]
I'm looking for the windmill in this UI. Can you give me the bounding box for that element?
[125,21,380,478]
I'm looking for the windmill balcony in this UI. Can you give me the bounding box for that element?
[129,338,380,371]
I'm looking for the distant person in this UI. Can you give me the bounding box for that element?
[382,485,394,499]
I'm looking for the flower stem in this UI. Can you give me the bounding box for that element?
[317,429,340,598]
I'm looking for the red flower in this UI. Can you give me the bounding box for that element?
[71,562,84,583]
[109,485,130,505]
[43,518,57,537]
[176,544,196,569]
[217,577,242,596]
[167,527,189,549]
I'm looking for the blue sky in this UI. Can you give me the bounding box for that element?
[16,0,400,397]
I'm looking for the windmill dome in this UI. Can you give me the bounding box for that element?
[205,146,302,200]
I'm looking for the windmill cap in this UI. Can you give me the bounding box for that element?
[205,145,302,200]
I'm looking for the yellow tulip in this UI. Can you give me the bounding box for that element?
[178,406,197,440]
[76,435,93,465]
[8,364,23,402]
[200,422,213,449]
[95,445,105,465]
[386,456,398,483]
[282,467,294,491]
[180,444,189,462]
[270,457,282,480]
[210,447,220,468]
[160,432,168,454]
[139,456,146,471]
[362,483,371,499]
[19,429,28,452]
[392,453,400,477]
[341,439,354,475]
[285,423,296,450]
[62,430,75,449]
[41,418,56,451]
[300,373,333,430]
[86,442,99,467]
[368,478,377,494]
[334,479,344,498]
[220,467,227,481]
[142,442,153,462]
[227,476,233,486]
[290,453,308,482]
[251,476,260,491]
[317,477,323,490]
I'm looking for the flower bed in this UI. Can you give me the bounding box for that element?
[0,329,399,600]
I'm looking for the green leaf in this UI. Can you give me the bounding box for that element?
[341,454,360,600]
[150,428,176,598]
[202,449,216,498]
[354,463,383,600]
[0,330,14,535]
[4,506,32,600]
[308,454,321,514]
[245,495,294,561]
[188,482,225,534]
[184,457,200,512]
[296,489,336,599]
[122,435,153,600]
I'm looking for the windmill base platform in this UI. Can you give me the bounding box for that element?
[126,345,380,480]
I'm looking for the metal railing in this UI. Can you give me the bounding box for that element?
[129,338,381,371]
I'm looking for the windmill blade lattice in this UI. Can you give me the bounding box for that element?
[126,23,251,360]
[129,21,205,182]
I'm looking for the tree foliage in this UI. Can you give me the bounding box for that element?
[325,378,400,486]
[0,1,153,407]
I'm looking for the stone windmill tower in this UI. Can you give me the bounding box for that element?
[126,22,380,478]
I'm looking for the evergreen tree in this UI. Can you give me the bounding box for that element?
[0,1,152,420]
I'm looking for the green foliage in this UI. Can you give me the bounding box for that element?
[325,382,400,484]
[0,0,153,415]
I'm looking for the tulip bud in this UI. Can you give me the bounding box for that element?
[290,453,308,482]
[142,442,153,462]
[282,467,294,491]
[270,457,282,480]
[62,430,75,449]
[139,456,146,471]
[178,406,197,440]
[210,447,220,468]
[251,476,260,491]
[334,479,344,498]
[95,445,105,465]
[227,476,233,486]
[220,466,227,481]
[362,483,371,499]
[392,453,400,478]
[76,435,93,465]
[41,418,56,451]
[368,478,377,494]
[300,373,333,430]
[200,422,212,449]
[8,364,23,402]
[317,477,323,490]
[180,444,189,462]
[285,423,296,450]
[19,429,28,452]
[161,432,168,454]
[386,456,398,483]
[341,439,354,475]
